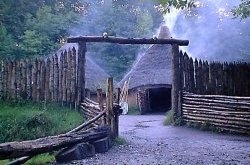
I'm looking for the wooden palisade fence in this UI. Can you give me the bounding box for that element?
[173,51,250,134]
[0,46,85,108]
[179,51,250,96]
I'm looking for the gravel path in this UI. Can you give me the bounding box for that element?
[62,114,250,165]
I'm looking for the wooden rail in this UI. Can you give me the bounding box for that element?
[181,92,250,134]
[67,36,189,46]
[0,127,109,160]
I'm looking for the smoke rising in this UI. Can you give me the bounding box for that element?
[164,0,250,62]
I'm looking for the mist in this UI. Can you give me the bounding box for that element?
[164,0,250,62]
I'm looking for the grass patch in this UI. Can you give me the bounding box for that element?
[0,101,84,143]
[113,137,127,145]
[186,121,223,133]
[164,110,184,126]
[25,153,55,165]
[0,101,84,165]
[127,107,140,115]
[0,153,55,165]
[164,110,175,125]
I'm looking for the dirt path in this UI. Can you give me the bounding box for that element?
[64,114,250,165]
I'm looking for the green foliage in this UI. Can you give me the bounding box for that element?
[0,25,16,59]
[164,109,174,125]
[186,121,223,133]
[164,110,184,126]
[113,136,127,146]
[19,5,78,58]
[156,0,250,19]
[0,0,82,59]
[128,107,140,115]
[0,0,162,80]
[25,153,55,165]
[232,0,250,19]
[0,101,84,143]
[80,0,163,80]
[0,153,55,165]
[154,0,196,12]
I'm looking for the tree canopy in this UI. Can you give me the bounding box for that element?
[155,0,250,19]
[0,0,162,79]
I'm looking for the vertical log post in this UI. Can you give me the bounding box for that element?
[171,44,181,118]
[106,77,114,137]
[114,87,121,138]
[97,88,105,125]
[77,42,86,107]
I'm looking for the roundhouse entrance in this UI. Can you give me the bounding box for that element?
[149,87,171,112]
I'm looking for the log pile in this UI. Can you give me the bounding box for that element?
[0,126,110,160]
[182,92,250,134]
[80,98,105,126]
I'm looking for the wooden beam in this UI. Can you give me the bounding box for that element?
[172,44,181,117]
[67,36,189,46]
[0,127,109,160]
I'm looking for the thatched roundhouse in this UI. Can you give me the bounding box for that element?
[57,43,109,99]
[119,26,173,114]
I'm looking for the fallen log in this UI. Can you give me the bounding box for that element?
[0,126,109,160]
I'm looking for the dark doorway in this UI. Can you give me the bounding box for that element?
[149,87,171,112]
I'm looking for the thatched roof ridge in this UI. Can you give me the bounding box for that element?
[119,26,173,89]
[56,43,109,91]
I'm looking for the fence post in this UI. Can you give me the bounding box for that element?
[171,44,181,118]
[77,41,86,108]
[106,77,114,138]
[97,88,105,125]
[114,87,121,138]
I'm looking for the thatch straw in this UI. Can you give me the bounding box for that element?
[119,26,173,89]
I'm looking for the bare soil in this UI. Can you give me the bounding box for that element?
[62,114,250,165]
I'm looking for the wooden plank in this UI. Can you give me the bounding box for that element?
[67,36,189,46]
[45,58,51,102]
[32,59,38,101]
[71,47,77,108]
[67,50,71,105]
[50,56,54,101]
[27,61,32,100]
[59,53,63,104]
[36,60,41,101]
[54,54,59,102]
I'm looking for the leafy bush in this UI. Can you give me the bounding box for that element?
[164,110,185,126]
[164,110,175,125]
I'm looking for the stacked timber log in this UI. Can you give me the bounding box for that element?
[0,47,85,107]
[0,126,110,160]
[179,51,250,96]
[182,92,250,134]
[80,98,105,127]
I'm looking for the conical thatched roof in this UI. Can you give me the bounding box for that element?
[119,26,173,89]
[56,43,109,91]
